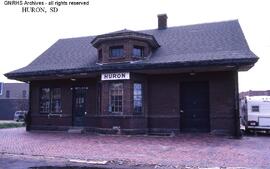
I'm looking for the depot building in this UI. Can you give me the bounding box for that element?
[5,14,258,136]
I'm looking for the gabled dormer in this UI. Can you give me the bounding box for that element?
[91,29,160,64]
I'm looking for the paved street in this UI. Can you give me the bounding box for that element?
[0,128,269,168]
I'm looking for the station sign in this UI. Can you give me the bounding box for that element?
[101,72,130,81]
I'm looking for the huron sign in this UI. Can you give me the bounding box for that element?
[101,72,130,81]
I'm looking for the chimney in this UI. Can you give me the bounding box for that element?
[158,14,167,30]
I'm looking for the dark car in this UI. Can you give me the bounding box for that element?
[14,111,27,122]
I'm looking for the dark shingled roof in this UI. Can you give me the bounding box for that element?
[5,20,258,79]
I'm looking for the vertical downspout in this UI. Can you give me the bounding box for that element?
[26,82,31,131]
[234,71,241,138]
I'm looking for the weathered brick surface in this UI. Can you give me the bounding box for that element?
[29,71,238,135]
[0,128,270,168]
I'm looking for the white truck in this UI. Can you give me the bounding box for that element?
[240,96,270,132]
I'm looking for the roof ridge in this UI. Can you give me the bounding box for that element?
[140,19,239,33]
[58,19,239,41]
[58,35,94,41]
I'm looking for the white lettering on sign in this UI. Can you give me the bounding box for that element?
[101,72,130,81]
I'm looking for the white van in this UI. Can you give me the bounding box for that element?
[240,96,270,132]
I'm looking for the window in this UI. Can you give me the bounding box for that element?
[0,83,3,95]
[251,105,259,112]
[133,83,143,113]
[40,88,50,113]
[132,46,144,57]
[97,82,101,114]
[6,90,10,98]
[40,88,61,114]
[22,90,27,98]
[109,83,123,113]
[98,49,102,62]
[110,46,124,58]
[51,88,61,113]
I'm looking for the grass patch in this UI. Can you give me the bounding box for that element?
[0,122,25,129]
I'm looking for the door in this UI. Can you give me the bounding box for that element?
[180,82,210,132]
[72,87,87,126]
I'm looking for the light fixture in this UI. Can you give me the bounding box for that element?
[79,73,88,76]
[56,74,64,77]
[226,65,235,68]
[189,71,196,76]
[70,78,76,81]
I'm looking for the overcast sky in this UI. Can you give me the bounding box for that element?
[0,0,269,92]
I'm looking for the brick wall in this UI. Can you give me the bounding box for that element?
[28,71,238,136]
[30,78,98,127]
[100,80,132,115]
[147,71,237,135]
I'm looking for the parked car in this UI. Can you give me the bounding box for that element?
[14,111,27,122]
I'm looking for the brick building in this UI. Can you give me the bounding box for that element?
[5,15,258,136]
[0,83,29,120]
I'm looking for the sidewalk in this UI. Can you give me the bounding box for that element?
[0,128,269,168]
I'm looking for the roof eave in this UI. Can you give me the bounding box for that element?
[5,57,258,81]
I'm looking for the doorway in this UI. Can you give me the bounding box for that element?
[72,87,87,126]
[180,82,210,132]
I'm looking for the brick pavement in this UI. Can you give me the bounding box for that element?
[0,128,269,168]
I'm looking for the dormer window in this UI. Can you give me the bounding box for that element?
[91,30,159,63]
[110,46,124,58]
[133,46,144,57]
